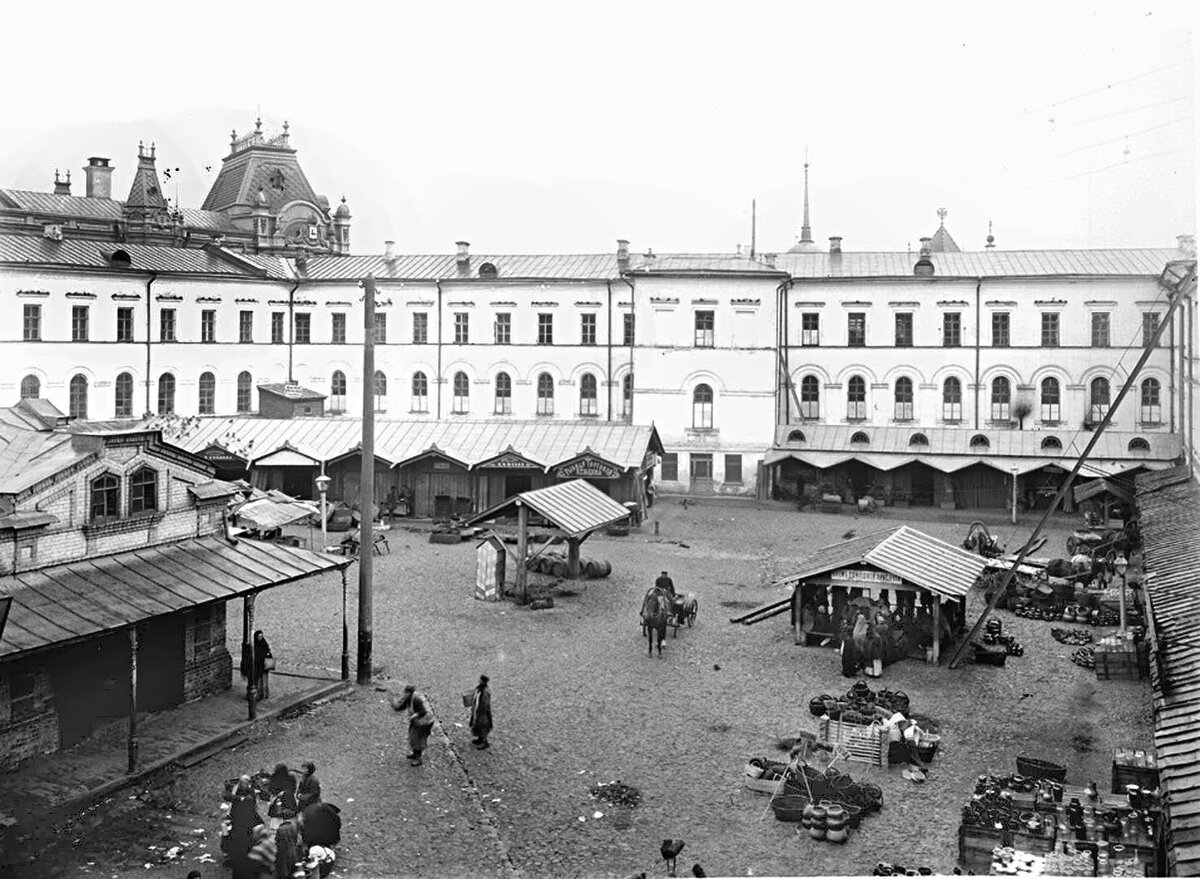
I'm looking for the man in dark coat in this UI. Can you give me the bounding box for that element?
[296,761,321,810]
[470,675,493,750]
[391,684,435,766]
[655,571,676,599]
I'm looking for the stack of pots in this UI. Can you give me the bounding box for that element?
[803,802,828,840]
[824,801,849,844]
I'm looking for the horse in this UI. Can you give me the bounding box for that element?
[641,587,670,658]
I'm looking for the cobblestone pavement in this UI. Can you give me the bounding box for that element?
[31,502,1152,877]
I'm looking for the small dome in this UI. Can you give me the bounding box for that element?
[335,196,351,219]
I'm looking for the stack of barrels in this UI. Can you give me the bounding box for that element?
[524,554,612,579]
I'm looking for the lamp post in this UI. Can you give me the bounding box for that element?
[1010,467,1019,525]
[316,473,347,680]
[1114,554,1129,637]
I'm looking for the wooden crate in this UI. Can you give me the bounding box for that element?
[1112,758,1159,795]
[818,716,887,767]
[958,824,1007,873]
[1095,644,1149,681]
[1010,826,1057,854]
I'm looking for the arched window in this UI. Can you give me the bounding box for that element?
[478,262,498,279]
[494,372,511,414]
[19,375,39,399]
[157,373,175,415]
[237,371,252,413]
[846,375,866,420]
[850,431,870,445]
[942,377,962,422]
[579,373,598,416]
[129,466,157,514]
[452,371,470,414]
[692,383,713,429]
[970,434,990,451]
[1140,378,1162,424]
[894,377,914,421]
[330,370,347,414]
[69,374,88,420]
[1041,436,1062,451]
[1089,377,1111,422]
[536,372,554,416]
[198,372,216,415]
[800,375,820,419]
[114,373,134,418]
[1128,437,1151,453]
[787,429,806,443]
[991,377,1011,422]
[1040,377,1061,423]
[411,372,428,413]
[90,472,120,521]
[622,374,633,418]
[373,370,387,413]
[909,432,929,447]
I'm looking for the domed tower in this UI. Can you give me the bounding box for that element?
[333,196,351,254]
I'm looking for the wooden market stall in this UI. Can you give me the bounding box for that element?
[776,526,987,664]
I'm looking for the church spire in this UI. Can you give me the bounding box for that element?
[799,159,813,246]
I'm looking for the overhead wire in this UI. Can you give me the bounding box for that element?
[1010,62,1184,121]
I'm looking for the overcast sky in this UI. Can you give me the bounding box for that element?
[1,1,1195,255]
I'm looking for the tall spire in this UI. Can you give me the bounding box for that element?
[799,159,813,245]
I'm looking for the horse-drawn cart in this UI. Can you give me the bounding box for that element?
[639,586,699,656]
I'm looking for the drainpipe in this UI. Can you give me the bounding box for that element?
[435,279,444,419]
[144,273,157,415]
[606,280,613,421]
[779,278,792,424]
[973,277,982,430]
[286,281,300,383]
[620,277,635,422]
[1169,307,1176,432]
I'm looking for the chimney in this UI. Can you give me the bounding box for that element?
[763,253,777,268]
[644,248,656,262]
[384,240,396,260]
[1178,234,1197,257]
[83,157,114,199]
[828,236,842,254]
[616,238,629,267]
[53,170,71,196]
[735,244,742,256]
[914,237,935,277]
[456,240,470,265]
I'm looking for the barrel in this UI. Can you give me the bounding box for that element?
[598,559,612,578]
[584,560,600,578]
[551,560,568,578]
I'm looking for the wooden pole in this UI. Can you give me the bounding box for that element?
[516,502,529,603]
[567,537,581,579]
[358,275,376,684]
[244,593,256,721]
[127,626,139,774]
[341,567,350,681]
[931,599,941,665]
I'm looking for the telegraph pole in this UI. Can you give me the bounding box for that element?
[357,275,376,684]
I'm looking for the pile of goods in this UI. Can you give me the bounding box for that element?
[807,680,912,722]
[871,864,940,876]
[1060,605,1122,627]
[983,619,1025,657]
[961,776,1059,838]
[1051,628,1094,646]
[769,763,883,828]
[1071,646,1096,670]
[799,800,853,844]
[588,781,642,809]
[1014,604,1064,622]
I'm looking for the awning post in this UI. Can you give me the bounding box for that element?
[244,593,256,721]
[567,538,581,579]
[516,502,529,603]
[931,598,941,665]
[127,626,138,774]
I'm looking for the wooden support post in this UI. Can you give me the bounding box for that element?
[567,538,581,580]
[931,598,941,665]
[244,593,256,721]
[127,626,139,774]
[516,502,529,604]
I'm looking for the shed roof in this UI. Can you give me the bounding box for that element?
[0,534,350,659]
[463,478,632,539]
[775,525,985,599]
[232,496,319,531]
[1073,477,1135,506]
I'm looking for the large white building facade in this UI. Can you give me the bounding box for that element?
[1,122,1195,508]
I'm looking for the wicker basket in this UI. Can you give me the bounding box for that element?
[1016,755,1067,782]
[769,793,811,822]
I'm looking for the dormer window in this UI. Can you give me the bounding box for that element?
[850,431,870,446]
[909,432,930,447]
[479,262,498,279]
[1041,436,1062,451]
[268,170,286,192]
[787,429,806,443]
[129,467,158,514]
[969,434,990,451]
[90,473,120,521]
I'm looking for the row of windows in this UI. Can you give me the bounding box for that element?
[367,370,634,417]
[21,305,637,347]
[795,311,1164,349]
[24,372,256,419]
[90,466,158,521]
[784,427,1154,455]
[789,375,1165,425]
[659,452,743,483]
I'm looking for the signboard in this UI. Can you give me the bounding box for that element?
[480,452,540,470]
[433,461,451,470]
[829,568,902,586]
[553,455,622,480]
[199,445,246,466]
[642,450,658,470]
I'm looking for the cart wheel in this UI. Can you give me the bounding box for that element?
[688,608,697,627]
[1066,536,1078,555]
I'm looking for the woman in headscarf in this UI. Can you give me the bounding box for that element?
[839,619,860,677]
[470,675,493,750]
[225,774,263,865]
[267,763,298,821]
[391,685,435,766]
[240,630,274,701]
[272,820,305,879]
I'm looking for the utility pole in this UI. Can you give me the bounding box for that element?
[750,199,757,259]
[357,275,376,684]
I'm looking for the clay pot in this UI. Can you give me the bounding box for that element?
[826,826,848,844]
[809,697,828,717]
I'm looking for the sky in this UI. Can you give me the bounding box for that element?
[0,1,1195,256]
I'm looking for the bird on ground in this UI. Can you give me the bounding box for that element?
[661,839,685,876]
[692,865,708,877]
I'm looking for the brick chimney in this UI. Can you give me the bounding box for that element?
[829,236,842,254]
[617,238,629,269]
[384,240,396,260]
[53,170,71,196]
[456,241,470,265]
[763,253,777,268]
[1178,234,1196,257]
[83,157,114,199]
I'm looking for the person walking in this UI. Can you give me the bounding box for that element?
[390,684,435,766]
[469,675,493,750]
[241,630,274,701]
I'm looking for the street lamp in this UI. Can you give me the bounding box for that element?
[316,473,347,681]
[1114,554,1129,637]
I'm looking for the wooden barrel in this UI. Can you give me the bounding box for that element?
[551,560,568,578]
[598,559,612,577]
[584,559,600,578]
[538,557,553,574]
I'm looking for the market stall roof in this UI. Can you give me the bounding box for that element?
[232,496,320,531]
[774,525,986,599]
[1135,466,1200,877]
[463,478,631,539]
[0,534,351,659]
[1073,477,1135,506]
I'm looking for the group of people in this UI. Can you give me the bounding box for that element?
[389,675,493,766]
[805,597,957,679]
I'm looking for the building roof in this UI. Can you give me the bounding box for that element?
[232,496,319,531]
[1135,467,1200,876]
[152,416,663,472]
[927,222,961,253]
[0,534,350,659]
[258,383,327,402]
[463,478,632,538]
[1072,476,1135,506]
[0,234,267,276]
[774,248,1180,279]
[774,525,985,599]
[0,188,234,231]
[631,254,786,276]
[0,427,99,496]
[298,253,624,282]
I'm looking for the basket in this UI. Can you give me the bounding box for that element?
[1016,755,1067,782]
[769,793,811,822]
[462,692,473,709]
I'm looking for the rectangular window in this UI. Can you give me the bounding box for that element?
[991,312,1010,347]
[200,309,216,343]
[724,454,743,484]
[537,313,554,345]
[115,306,134,343]
[623,313,635,346]
[22,304,41,341]
[159,308,176,342]
[71,305,89,342]
[331,312,346,344]
[454,312,469,344]
[661,452,678,482]
[1041,312,1060,347]
[294,312,311,344]
[494,313,511,345]
[580,313,597,346]
[801,312,820,346]
[239,310,253,343]
[270,312,285,344]
[1143,312,1161,348]
[694,310,715,347]
[894,313,913,348]
[943,312,962,347]
[1091,312,1111,348]
[847,312,866,347]
[412,312,428,344]
[689,453,713,482]
[373,313,387,344]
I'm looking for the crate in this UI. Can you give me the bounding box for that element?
[1010,826,1057,854]
[1112,750,1159,794]
[958,824,1007,873]
[1095,643,1149,681]
[818,716,887,767]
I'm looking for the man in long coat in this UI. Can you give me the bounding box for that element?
[470,675,493,750]
[390,684,435,766]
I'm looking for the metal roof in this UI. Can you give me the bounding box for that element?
[774,249,1180,278]
[463,478,631,539]
[232,497,319,531]
[1135,467,1200,876]
[0,189,236,232]
[775,525,986,598]
[0,235,264,276]
[258,383,327,401]
[631,255,786,276]
[0,511,59,531]
[0,534,350,659]
[299,253,623,282]
[0,429,99,495]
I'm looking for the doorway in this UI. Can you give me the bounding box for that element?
[504,474,533,497]
[910,464,936,506]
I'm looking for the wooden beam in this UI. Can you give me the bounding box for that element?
[244,593,256,721]
[516,502,529,604]
[932,599,941,665]
[127,626,139,774]
[567,538,581,579]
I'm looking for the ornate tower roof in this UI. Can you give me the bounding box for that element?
[123,142,169,213]
[928,207,961,253]
[788,159,822,253]
[201,118,322,214]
